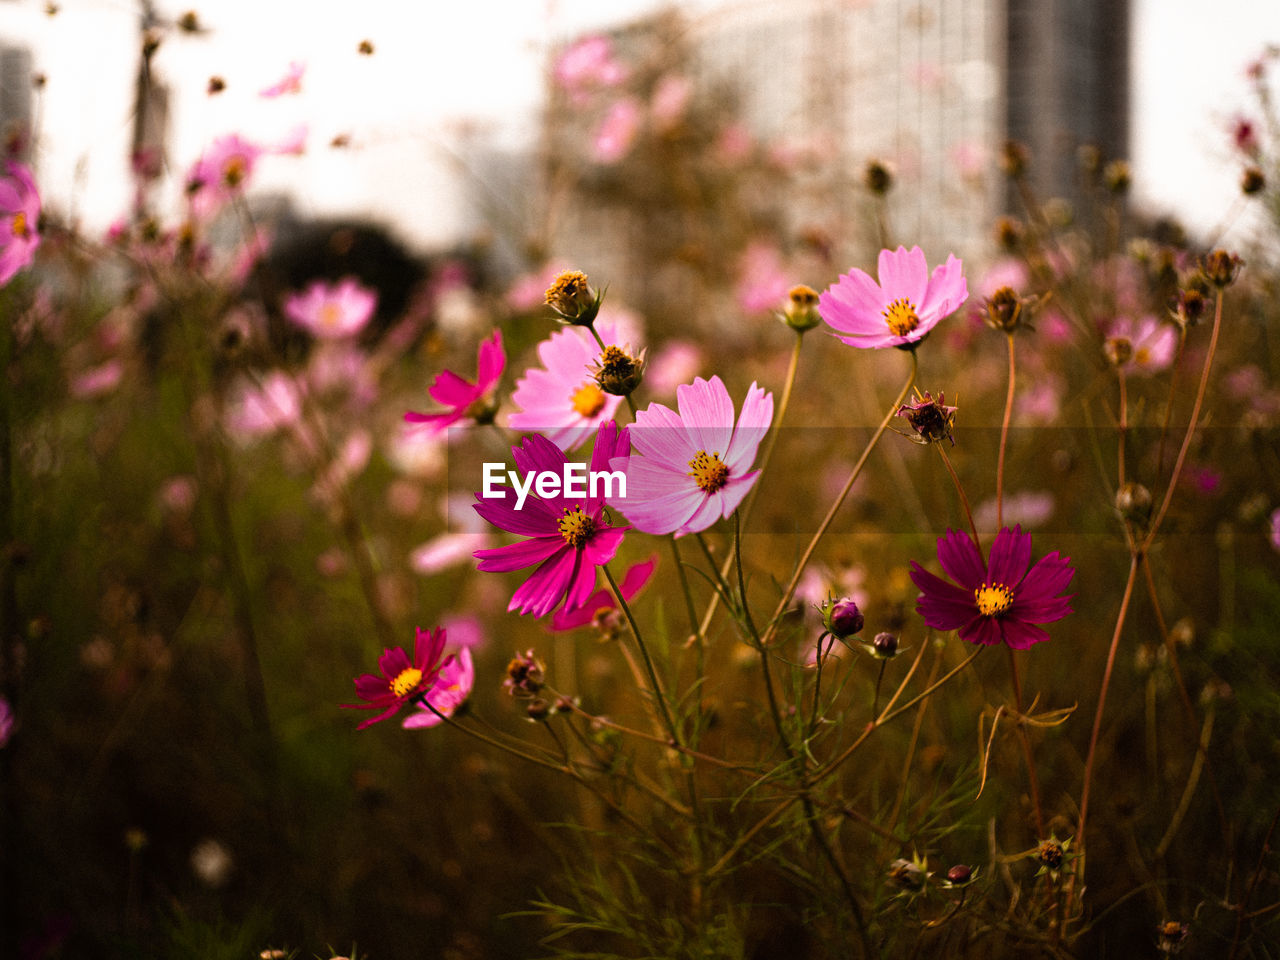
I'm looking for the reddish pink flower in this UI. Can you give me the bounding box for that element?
[508,326,623,452]
[0,161,40,285]
[343,626,453,729]
[550,555,657,631]
[186,135,262,218]
[473,423,629,618]
[284,277,377,339]
[404,330,505,434]
[402,648,474,729]
[610,375,772,537]
[909,525,1074,649]
[820,246,968,349]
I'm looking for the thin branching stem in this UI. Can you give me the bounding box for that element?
[997,331,1016,527]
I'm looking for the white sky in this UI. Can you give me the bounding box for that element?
[0,0,1277,251]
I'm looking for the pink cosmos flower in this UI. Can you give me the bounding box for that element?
[820,245,968,349]
[404,330,504,434]
[0,696,12,748]
[550,555,657,631]
[909,525,1074,649]
[554,35,626,101]
[508,326,623,451]
[343,626,453,729]
[610,375,773,537]
[736,241,791,314]
[1108,315,1177,376]
[224,371,302,438]
[260,61,304,98]
[284,277,377,339]
[593,98,641,164]
[473,423,630,618]
[402,648,474,729]
[0,161,40,285]
[1269,507,1280,554]
[186,134,262,219]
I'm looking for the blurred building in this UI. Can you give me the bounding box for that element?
[545,0,1130,272]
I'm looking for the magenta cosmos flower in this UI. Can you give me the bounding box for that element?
[508,326,624,451]
[284,277,377,339]
[610,375,772,536]
[474,422,629,618]
[343,626,453,729]
[402,648,474,729]
[819,245,968,349]
[0,161,40,285]
[909,525,1074,649]
[550,555,656,631]
[405,330,505,433]
[186,134,262,218]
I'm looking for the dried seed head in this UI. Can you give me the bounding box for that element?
[1201,249,1243,288]
[1103,337,1132,367]
[864,159,894,195]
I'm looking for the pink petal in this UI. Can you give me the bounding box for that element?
[724,381,772,473]
[676,491,725,536]
[473,491,559,537]
[909,564,977,630]
[562,551,601,611]
[987,525,1032,587]
[474,536,564,572]
[476,331,505,389]
[877,245,928,307]
[632,401,698,465]
[582,525,627,567]
[619,486,705,535]
[959,615,1002,646]
[510,547,577,617]
[918,254,968,321]
[935,529,986,590]
[677,377,734,457]
[1015,551,1075,602]
[1000,620,1051,649]
[427,369,478,408]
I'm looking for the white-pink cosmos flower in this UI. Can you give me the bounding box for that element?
[820,245,968,349]
[610,375,773,536]
[284,277,377,339]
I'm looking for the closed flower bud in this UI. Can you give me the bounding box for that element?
[864,159,894,195]
[872,632,899,658]
[1201,249,1243,288]
[821,597,864,639]
[1103,159,1131,194]
[782,285,822,332]
[545,270,604,326]
[983,286,1036,333]
[590,343,646,396]
[1116,482,1152,525]
[504,649,545,698]
[945,863,973,886]
[995,216,1024,251]
[526,697,551,722]
[1242,166,1266,195]
[1103,337,1132,367]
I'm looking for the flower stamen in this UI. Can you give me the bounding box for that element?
[390,667,423,698]
[688,450,729,493]
[883,297,920,336]
[570,382,606,417]
[558,506,595,548]
[11,212,27,239]
[974,583,1015,616]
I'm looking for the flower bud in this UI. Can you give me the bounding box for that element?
[504,649,545,698]
[1103,159,1131,194]
[945,864,973,886]
[1242,166,1266,195]
[1000,140,1029,178]
[1201,249,1243,289]
[1036,837,1065,871]
[872,632,899,659]
[821,598,864,639]
[1115,482,1152,525]
[863,160,894,195]
[545,270,604,326]
[983,286,1035,333]
[995,216,1023,252]
[1103,337,1132,367]
[782,285,822,332]
[526,697,551,722]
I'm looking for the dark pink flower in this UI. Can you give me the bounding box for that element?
[474,422,629,618]
[402,648,474,729]
[404,330,505,434]
[343,626,452,729]
[610,375,772,537]
[549,555,656,631]
[0,161,40,285]
[820,245,967,349]
[909,525,1074,649]
[284,277,377,339]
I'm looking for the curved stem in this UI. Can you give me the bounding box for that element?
[937,445,980,552]
[761,350,918,646]
[1155,327,1188,481]
[1116,367,1128,488]
[603,562,679,746]
[997,332,1017,527]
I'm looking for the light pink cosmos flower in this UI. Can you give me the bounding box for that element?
[1108,315,1177,376]
[550,555,657,631]
[225,371,303,438]
[284,277,377,339]
[736,242,791,315]
[820,246,968,349]
[474,423,630,618]
[402,648,474,729]
[404,330,505,434]
[554,35,626,101]
[260,61,304,98]
[610,375,773,537]
[0,161,40,285]
[186,134,262,219]
[593,98,641,164]
[508,326,623,452]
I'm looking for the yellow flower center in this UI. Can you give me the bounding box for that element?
[687,450,729,493]
[319,302,343,330]
[11,212,27,239]
[222,156,247,187]
[1134,347,1150,366]
[570,382,606,417]
[390,667,423,698]
[558,506,595,548]
[974,583,1014,617]
[882,297,920,336]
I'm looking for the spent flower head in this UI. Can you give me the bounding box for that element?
[545,270,604,326]
[897,389,957,446]
[590,343,647,397]
[1201,249,1243,288]
[982,286,1036,333]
